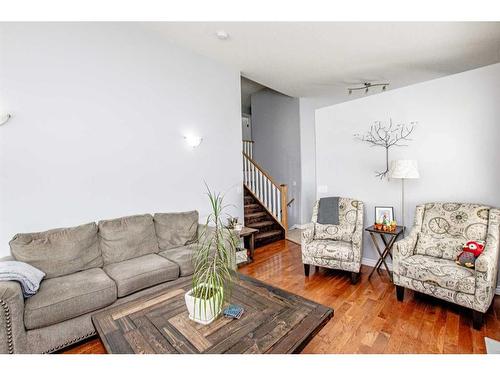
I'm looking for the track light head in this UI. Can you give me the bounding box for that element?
[347,82,389,96]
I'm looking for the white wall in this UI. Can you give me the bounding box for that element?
[251,89,301,227]
[0,23,243,256]
[315,63,500,284]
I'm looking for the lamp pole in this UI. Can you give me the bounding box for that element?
[401,178,405,235]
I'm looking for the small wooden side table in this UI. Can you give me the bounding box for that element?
[237,226,258,264]
[364,225,405,281]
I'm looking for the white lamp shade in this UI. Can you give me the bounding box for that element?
[389,160,420,179]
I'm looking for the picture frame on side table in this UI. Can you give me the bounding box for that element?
[375,206,394,224]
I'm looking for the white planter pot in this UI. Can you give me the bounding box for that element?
[185,284,223,325]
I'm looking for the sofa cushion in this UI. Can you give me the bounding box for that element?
[421,203,489,241]
[398,254,476,294]
[103,254,179,297]
[98,214,159,265]
[24,268,116,330]
[302,240,353,261]
[154,211,199,250]
[414,232,465,260]
[159,245,196,276]
[10,222,102,279]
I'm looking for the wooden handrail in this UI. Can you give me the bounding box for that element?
[242,152,281,187]
[242,140,254,143]
[242,151,288,233]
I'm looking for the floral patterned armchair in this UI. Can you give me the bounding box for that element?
[302,198,364,284]
[393,202,500,329]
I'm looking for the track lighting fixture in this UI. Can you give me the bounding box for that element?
[347,82,390,96]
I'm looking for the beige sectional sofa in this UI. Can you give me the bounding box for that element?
[0,210,207,353]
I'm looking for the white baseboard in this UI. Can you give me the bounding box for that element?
[361,257,393,271]
[290,224,309,230]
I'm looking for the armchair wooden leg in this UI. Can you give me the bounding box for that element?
[472,310,484,330]
[350,272,360,284]
[303,264,310,277]
[396,285,405,301]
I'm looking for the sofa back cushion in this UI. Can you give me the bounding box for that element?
[312,198,359,241]
[98,214,159,265]
[9,222,102,279]
[421,203,489,241]
[154,211,199,250]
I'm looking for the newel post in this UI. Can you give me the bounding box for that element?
[280,184,288,234]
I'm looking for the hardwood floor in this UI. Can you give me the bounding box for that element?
[62,240,500,354]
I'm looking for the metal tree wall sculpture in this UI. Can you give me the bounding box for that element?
[354,119,416,179]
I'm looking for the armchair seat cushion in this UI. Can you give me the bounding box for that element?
[159,245,195,277]
[398,255,476,294]
[303,240,353,262]
[24,268,116,330]
[103,254,179,297]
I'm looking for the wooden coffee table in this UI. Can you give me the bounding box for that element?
[91,274,333,354]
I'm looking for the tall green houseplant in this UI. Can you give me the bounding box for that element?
[186,185,238,324]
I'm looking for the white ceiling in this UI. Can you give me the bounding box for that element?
[146,22,500,101]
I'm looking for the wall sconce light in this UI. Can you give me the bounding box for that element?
[184,134,203,148]
[0,113,12,126]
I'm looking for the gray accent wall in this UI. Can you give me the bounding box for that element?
[251,89,301,228]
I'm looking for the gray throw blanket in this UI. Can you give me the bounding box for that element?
[0,261,45,297]
[318,197,340,225]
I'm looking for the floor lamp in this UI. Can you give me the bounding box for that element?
[389,160,420,233]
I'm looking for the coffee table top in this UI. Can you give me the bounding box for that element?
[91,274,333,354]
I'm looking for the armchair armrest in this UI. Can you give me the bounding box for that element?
[393,204,425,276]
[0,281,27,353]
[301,223,315,246]
[392,228,419,276]
[474,208,499,312]
[475,208,500,278]
[351,201,364,263]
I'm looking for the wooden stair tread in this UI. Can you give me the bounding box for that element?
[245,211,267,219]
[255,230,283,240]
[244,203,261,209]
[246,221,275,229]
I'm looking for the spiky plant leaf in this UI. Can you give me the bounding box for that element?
[191,184,238,321]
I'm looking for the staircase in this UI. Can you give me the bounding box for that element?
[242,140,288,248]
[244,187,285,247]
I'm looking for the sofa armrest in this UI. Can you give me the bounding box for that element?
[0,281,27,353]
[301,223,315,246]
